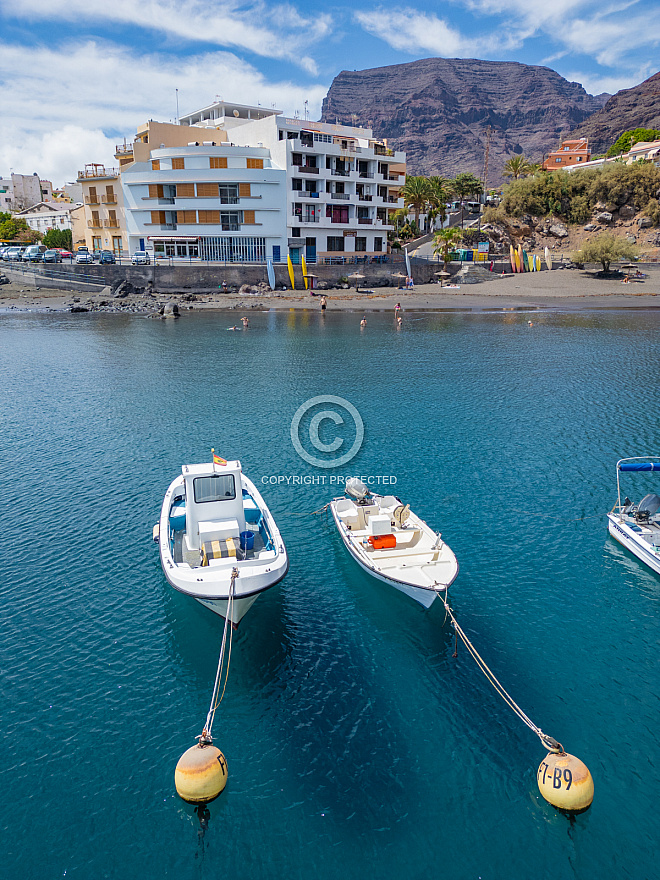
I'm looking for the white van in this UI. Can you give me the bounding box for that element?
[22,244,47,262]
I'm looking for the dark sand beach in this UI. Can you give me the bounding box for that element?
[1,265,658,313]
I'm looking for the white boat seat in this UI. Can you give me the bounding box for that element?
[378,495,399,513]
[198,519,240,543]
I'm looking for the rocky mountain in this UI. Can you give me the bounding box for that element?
[568,71,660,154]
[320,57,608,185]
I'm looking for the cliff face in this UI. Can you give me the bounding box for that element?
[569,71,660,154]
[320,57,608,185]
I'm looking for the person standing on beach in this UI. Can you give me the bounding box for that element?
[242,316,249,328]
[395,302,402,316]
[320,295,327,312]
[360,316,367,327]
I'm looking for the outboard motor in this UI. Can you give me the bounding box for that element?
[635,493,660,524]
[345,477,369,504]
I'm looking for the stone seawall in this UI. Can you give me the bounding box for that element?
[3,257,511,294]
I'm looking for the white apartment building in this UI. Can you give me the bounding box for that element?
[179,100,406,264]
[120,141,286,261]
[14,201,82,234]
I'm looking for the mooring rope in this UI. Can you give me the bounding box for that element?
[199,568,238,743]
[433,586,563,753]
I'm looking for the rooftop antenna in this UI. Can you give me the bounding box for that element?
[304,100,309,120]
[176,88,179,125]
[482,125,492,194]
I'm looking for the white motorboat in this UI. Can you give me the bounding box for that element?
[607,456,660,576]
[329,479,458,608]
[155,456,288,625]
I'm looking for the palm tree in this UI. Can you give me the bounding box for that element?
[427,175,453,231]
[502,155,535,179]
[401,176,432,228]
[433,227,463,267]
[452,172,484,227]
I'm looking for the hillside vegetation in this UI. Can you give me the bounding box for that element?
[495,163,660,225]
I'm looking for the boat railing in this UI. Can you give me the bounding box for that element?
[615,456,660,512]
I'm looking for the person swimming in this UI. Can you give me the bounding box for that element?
[360,316,367,327]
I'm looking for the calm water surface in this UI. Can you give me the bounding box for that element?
[0,307,658,879]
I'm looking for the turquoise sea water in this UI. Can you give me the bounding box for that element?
[1,306,658,880]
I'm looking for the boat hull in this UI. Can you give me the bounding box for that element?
[607,514,660,576]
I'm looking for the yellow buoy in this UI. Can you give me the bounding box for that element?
[175,743,228,804]
[537,751,594,812]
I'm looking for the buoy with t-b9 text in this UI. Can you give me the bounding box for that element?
[175,734,228,804]
[537,746,594,813]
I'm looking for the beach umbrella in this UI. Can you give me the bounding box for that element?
[435,269,451,287]
[349,271,365,290]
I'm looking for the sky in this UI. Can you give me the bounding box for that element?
[0,0,658,186]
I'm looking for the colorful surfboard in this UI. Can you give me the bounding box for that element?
[287,254,295,289]
[518,245,524,273]
[544,246,552,271]
[267,258,275,290]
[509,245,516,272]
[536,255,541,272]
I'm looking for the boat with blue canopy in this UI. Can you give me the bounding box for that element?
[607,456,660,576]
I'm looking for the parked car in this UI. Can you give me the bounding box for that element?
[99,250,116,264]
[75,251,94,264]
[43,249,62,263]
[56,249,73,258]
[131,251,151,264]
[23,244,47,262]
[91,250,104,262]
[5,247,25,261]
[0,246,11,261]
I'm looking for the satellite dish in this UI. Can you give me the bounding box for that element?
[393,504,410,528]
[233,110,240,118]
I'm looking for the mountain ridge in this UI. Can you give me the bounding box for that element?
[320,57,609,184]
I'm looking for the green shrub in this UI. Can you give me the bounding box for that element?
[572,232,639,272]
[569,195,591,224]
[644,198,660,225]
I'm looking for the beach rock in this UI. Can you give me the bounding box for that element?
[618,205,637,220]
[638,217,653,228]
[596,211,613,223]
[161,301,180,318]
[70,305,89,313]
[625,233,637,243]
[583,223,597,231]
[549,222,569,238]
[594,201,608,211]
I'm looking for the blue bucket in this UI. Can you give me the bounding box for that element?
[240,530,254,552]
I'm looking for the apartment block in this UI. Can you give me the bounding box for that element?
[180,100,406,263]
[76,165,128,254]
[120,142,286,261]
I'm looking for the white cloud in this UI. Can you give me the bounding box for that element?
[0,0,332,74]
[562,64,656,96]
[0,41,328,184]
[354,9,488,57]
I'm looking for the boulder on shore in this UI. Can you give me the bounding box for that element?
[595,211,613,223]
[161,301,180,318]
[549,222,569,238]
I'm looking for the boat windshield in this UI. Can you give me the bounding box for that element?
[193,475,236,503]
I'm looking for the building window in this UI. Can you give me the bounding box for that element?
[556,158,562,163]
[176,183,195,198]
[292,179,302,191]
[291,227,301,237]
[219,184,239,204]
[327,236,344,252]
[374,237,383,252]
[172,158,185,170]
[196,183,219,198]
[243,210,256,225]
[238,183,251,198]
[246,158,264,169]
[355,236,367,252]
[178,210,197,224]
[219,211,241,231]
[210,157,227,169]
[151,160,160,170]
[198,236,266,262]
[198,210,220,224]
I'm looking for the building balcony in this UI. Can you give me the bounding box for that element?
[78,164,119,180]
[331,169,350,177]
[329,193,350,200]
[103,220,121,227]
[87,219,102,228]
[101,194,117,204]
[358,195,373,201]
[386,174,402,181]
[115,143,134,155]
[358,217,373,224]
[374,144,394,156]
[84,196,99,205]
[296,164,319,174]
[358,172,374,179]
[300,191,320,199]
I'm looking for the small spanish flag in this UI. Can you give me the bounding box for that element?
[212,448,227,466]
